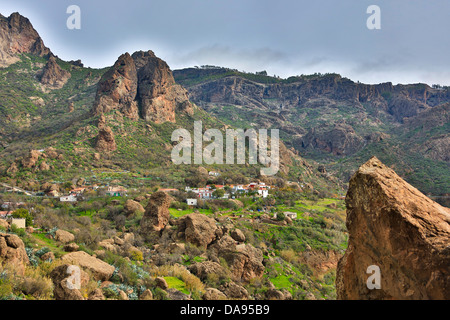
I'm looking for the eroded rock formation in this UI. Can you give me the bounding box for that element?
[0,12,51,67]
[40,55,71,89]
[336,156,450,300]
[92,50,193,123]
[140,191,172,234]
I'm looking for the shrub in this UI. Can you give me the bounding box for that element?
[18,267,53,300]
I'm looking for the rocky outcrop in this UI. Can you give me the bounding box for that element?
[92,50,192,123]
[219,282,249,300]
[0,233,29,276]
[92,53,139,120]
[0,12,51,67]
[176,213,218,248]
[220,243,265,283]
[189,261,226,280]
[132,50,193,123]
[336,156,450,300]
[95,115,117,152]
[140,191,172,234]
[40,55,71,89]
[61,251,115,282]
[21,149,41,168]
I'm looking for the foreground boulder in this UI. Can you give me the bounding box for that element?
[336,156,450,300]
[61,251,115,281]
[50,264,89,300]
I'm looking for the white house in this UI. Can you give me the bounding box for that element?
[10,218,26,229]
[60,195,78,202]
[284,212,298,220]
[186,198,198,206]
[258,188,269,198]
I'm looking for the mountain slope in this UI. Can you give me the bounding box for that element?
[0,13,337,196]
[174,67,450,196]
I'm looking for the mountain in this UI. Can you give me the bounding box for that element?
[0,13,334,196]
[173,67,450,197]
[0,12,50,67]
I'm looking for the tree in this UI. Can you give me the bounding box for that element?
[12,208,33,226]
[212,189,225,199]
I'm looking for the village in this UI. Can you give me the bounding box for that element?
[0,171,306,231]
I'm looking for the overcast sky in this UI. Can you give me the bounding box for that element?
[1,0,450,85]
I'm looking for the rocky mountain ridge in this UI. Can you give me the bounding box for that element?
[0,12,50,67]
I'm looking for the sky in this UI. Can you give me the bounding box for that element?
[1,0,450,85]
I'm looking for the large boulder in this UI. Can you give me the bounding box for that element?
[140,191,172,235]
[219,282,249,300]
[189,261,226,281]
[50,264,89,300]
[61,251,115,282]
[124,199,145,216]
[203,288,227,300]
[336,156,450,300]
[176,213,218,248]
[220,243,265,283]
[0,233,29,276]
[55,229,75,243]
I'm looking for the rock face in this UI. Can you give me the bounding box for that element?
[92,50,192,123]
[92,53,139,120]
[0,233,29,276]
[40,55,71,89]
[0,12,51,67]
[140,191,172,234]
[132,50,193,123]
[336,156,450,300]
[298,123,365,156]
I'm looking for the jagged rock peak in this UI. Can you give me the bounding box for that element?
[0,12,51,67]
[336,156,450,300]
[40,55,71,89]
[92,52,139,120]
[92,50,193,123]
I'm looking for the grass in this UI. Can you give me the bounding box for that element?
[169,208,214,218]
[164,276,190,295]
